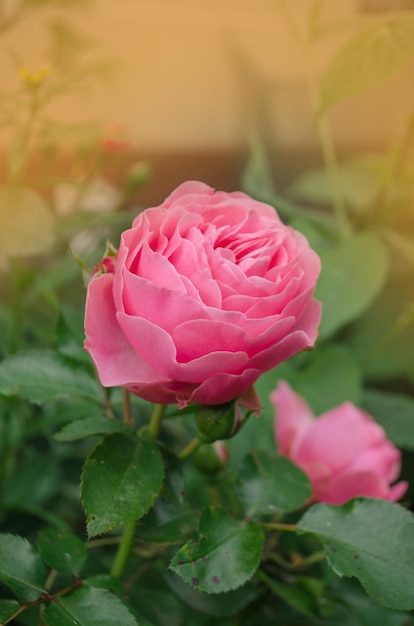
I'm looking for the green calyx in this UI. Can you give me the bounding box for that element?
[195,401,237,443]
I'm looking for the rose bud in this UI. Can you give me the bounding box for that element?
[194,441,229,476]
[196,401,241,443]
[271,381,408,505]
[84,181,321,407]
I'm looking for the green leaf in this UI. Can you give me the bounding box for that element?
[259,571,318,618]
[3,448,62,509]
[0,599,20,622]
[237,452,311,517]
[241,138,281,206]
[362,389,414,451]
[84,575,128,597]
[0,187,55,258]
[241,136,299,219]
[140,500,197,543]
[56,305,91,365]
[81,433,164,537]
[298,499,414,610]
[37,529,87,577]
[0,350,102,404]
[320,13,414,112]
[288,345,362,415]
[43,585,138,626]
[0,534,46,601]
[287,163,379,213]
[170,507,264,593]
[54,416,129,442]
[324,578,414,626]
[316,232,389,339]
[347,284,414,381]
[164,570,261,618]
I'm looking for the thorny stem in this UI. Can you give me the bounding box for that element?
[265,549,326,571]
[2,579,83,625]
[110,403,165,580]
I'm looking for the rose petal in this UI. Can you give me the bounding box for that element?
[189,368,261,406]
[318,470,390,505]
[294,403,364,472]
[84,274,168,387]
[116,313,250,382]
[271,381,315,456]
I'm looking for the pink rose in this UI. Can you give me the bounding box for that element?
[272,381,408,504]
[84,181,321,407]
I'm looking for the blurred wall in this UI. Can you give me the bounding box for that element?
[1,0,413,155]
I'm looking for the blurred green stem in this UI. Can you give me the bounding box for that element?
[9,257,23,352]
[260,521,298,533]
[122,389,133,427]
[208,483,220,508]
[109,519,136,579]
[110,402,165,580]
[146,403,165,440]
[178,437,202,461]
[374,113,414,222]
[276,0,351,237]
[9,87,40,185]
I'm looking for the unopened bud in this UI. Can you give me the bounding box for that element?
[195,401,240,443]
[91,241,117,278]
[194,442,229,476]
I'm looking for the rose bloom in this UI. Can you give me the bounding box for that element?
[272,381,408,504]
[84,181,321,407]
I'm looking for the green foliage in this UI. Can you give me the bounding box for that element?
[237,452,311,517]
[0,534,46,601]
[298,499,414,610]
[315,232,389,340]
[43,585,139,626]
[81,433,165,537]
[37,529,87,576]
[320,13,414,112]
[170,507,264,593]
[362,389,414,451]
[54,416,130,442]
[0,349,102,404]
[287,162,379,213]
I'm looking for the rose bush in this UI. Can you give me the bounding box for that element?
[84,181,321,407]
[272,381,408,504]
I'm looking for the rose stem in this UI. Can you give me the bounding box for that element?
[259,522,298,533]
[110,520,137,579]
[178,437,202,461]
[110,403,166,579]
[146,403,165,440]
[122,389,133,427]
[208,484,220,508]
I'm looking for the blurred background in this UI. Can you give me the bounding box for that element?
[1,0,414,203]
